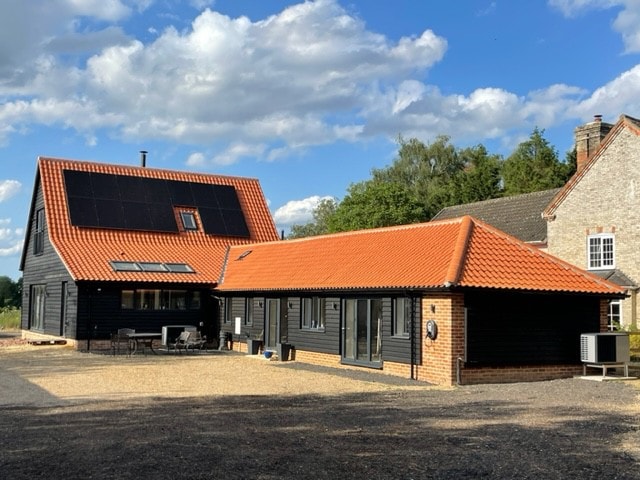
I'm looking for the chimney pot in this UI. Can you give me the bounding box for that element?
[140,150,148,167]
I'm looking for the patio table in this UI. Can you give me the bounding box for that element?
[128,332,162,355]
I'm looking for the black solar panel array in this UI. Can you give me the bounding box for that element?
[63,170,250,237]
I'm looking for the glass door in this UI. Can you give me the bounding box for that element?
[342,299,382,366]
[265,298,279,350]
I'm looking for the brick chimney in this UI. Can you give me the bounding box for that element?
[574,115,613,171]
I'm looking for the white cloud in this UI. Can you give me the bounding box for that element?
[212,143,267,166]
[569,64,640,118]
[1,0,640,162]
[273,195,334,226]
[0,0,448,157]
[0,240,23,257]
[0,180,21,202]
[186,152,206,167]
[548,0,617,16]
[549,0,640,53]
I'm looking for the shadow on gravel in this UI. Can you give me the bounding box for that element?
[1,387,638,480]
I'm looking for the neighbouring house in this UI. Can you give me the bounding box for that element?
[216,216,624,385]
[431,188,560,250]
[19,156,279,348]
[544,114,640,330]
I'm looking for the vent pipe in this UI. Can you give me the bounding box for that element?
[140,150,148,167]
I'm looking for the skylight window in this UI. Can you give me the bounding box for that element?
[111,261,142,272]
[180,211,197,231]
[138,262,168,272]
[165,263,194,273]
[110,261,195,273]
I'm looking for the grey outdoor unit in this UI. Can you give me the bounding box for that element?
[580,332,630,364]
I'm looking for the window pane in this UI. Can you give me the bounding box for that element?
[180,211,197,230]
[370,299,382,362]
[588,235,615,269]
[190,291,201,310]
[162,290,187,309]
[138,289,161,309]
[245,298,253,325]
[30,285,46,330]
[608,300,621,331]
[121,290,135,309]
[301,298,311,328]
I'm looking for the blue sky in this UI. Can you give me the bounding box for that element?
[1,0,640,281]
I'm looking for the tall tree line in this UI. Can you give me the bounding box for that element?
[288,128,575,239]
[0,276,21,309]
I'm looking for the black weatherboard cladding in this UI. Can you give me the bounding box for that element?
[62,170,250,237]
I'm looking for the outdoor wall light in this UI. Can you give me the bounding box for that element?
[333,302,338,310]
[430,304,436,313]
[258,300,263,308]
[288,301,293,308]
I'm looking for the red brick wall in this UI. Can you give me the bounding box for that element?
[415,293,465,386]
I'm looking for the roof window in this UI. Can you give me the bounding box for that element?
[180,211,198,231]
[110,261,194,273]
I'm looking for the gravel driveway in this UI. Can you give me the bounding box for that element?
[0,342,639,479]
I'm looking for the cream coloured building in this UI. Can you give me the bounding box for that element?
[544,114,640,330]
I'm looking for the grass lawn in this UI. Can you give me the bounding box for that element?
[0,308,20,330]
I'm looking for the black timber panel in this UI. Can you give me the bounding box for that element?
[465,290,600,365]
[21,184,77,338]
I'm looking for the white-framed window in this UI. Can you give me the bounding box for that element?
[301,297,325,330]
[393,297,411,337]
[587,234,614,269]
[607,300,622,331]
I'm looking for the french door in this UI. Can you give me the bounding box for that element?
[265,298,288,350]
[342,299,382,366]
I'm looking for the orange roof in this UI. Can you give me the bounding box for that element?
[218,216,624,295]
[544,114,640,218]
[30,157,279,283]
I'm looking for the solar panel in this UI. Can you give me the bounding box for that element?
[150,205,179,232]
[118,176,147,202]
[91,173,119,199]
[221,209,250,237]
[63,170,93,198]
[122,202,154,230]
[95,199,124,228]
[144,178,171,204]
[67,196,98,226]
[167,180,194,205]
[198,207,226,235]
[63,169,249,237]
[190,182,217,208]
[214,184,242,210]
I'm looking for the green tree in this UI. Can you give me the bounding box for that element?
[457,144,503,204]
[327,180,425,232]
[287,198,338,239]
[502,128,568,195]
[0,276,22,308]
[372,135,466,219]
[11,277,22,308]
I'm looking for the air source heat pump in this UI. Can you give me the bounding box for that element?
[580,333,630,363]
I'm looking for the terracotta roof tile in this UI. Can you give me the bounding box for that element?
[37,157,279,283]
[218,216,624,295]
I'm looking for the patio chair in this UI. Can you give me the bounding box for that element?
[186,331,207,351]
[111,328,135,355]
[173,331,191,353]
